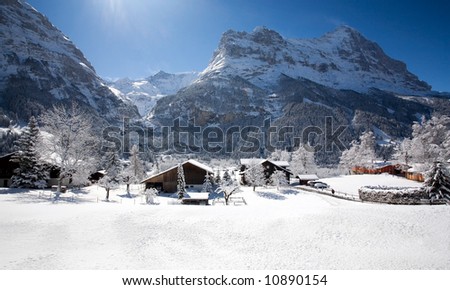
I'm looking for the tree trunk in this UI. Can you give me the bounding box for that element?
[106,188,110,201]
[253,185,256,191]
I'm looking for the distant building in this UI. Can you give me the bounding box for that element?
[239,158,292,185]
[142,159,214,193]
[0,153,19,187]
[0,152,71,188]
[297,174,319,185]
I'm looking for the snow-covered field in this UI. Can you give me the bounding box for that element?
[318,174,423,196]
[0,182,449,270]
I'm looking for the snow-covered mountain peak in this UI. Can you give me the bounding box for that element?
[107,71,199,117]
[0,0,139,124]
[201,26,431,94]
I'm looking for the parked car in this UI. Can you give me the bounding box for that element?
[314,182,329,189]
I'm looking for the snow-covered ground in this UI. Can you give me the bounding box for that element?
[0,182,449,270]
[318,174,423,197]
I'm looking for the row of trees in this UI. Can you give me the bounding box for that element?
[338,115,450,172]
[10,103,146,200]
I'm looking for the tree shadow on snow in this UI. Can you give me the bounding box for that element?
[117,193,139,199]
[256,190,286,200]
[280,188,299,195]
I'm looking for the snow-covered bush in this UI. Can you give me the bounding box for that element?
[359,185,427,204]
[144,188,159,204]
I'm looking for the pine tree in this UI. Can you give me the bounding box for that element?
[222,169,231,182]
[11,116,48,188]
[202,174,213,193]
[177,163,186,199]
[214,169,221,184]
[423,161,450,201]
[98,149,122,201]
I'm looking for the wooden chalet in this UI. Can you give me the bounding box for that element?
[297,174,319,185]
[0,153,19,187]
[239,158,293,185]
[142,159,214,193]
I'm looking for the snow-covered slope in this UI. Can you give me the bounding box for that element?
[0,0,139,124]
[108,71,198,117]
[1,184,449,269]
[201,26,431,95]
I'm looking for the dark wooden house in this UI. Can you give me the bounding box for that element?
[142,159,214,193]
[0,153,19,187]
[239,158,292,185]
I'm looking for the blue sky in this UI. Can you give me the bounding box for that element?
[27,0,450,92]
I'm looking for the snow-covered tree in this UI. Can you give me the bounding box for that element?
[394,138,413,165]
[215,176,240,205]
[120,144,145,197]
[144,188,158,204]
[339,131,377,170]
[404,115,450,169]
[270,149,291,162]
[290,145,317,176]
[39,103,98,195]
[177,163,186,199]
[98,149,122,201]
[10,116,48,188]
[423,161,450,201]
[270,170,288,190]
[244,160,267,191]
[202,173,213,193]
[214,169,221,184]
[222,169,231,182]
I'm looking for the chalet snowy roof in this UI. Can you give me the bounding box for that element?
[297,174,319,180]
[272,161,290,167]
[141,159,213,183]
[240,158,290,167]
[240,158,266,166]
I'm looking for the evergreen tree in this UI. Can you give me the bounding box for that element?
[98,149,122,201]
[177,163,186,199]
[214,169,221,184]
[202,173,213,193]
[222,169,231,182]
[11,116,48,188]
[423,161,450,201]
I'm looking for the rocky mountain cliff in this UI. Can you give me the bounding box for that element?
[201,26,431,94]
[0,0,139,126]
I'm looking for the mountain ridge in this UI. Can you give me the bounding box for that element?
[199,25,431,95]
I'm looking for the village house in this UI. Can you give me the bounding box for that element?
[239,158,292,185]
[0,153,19,187]
[142,159,214,193]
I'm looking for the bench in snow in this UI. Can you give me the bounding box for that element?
[182,192,210,205]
